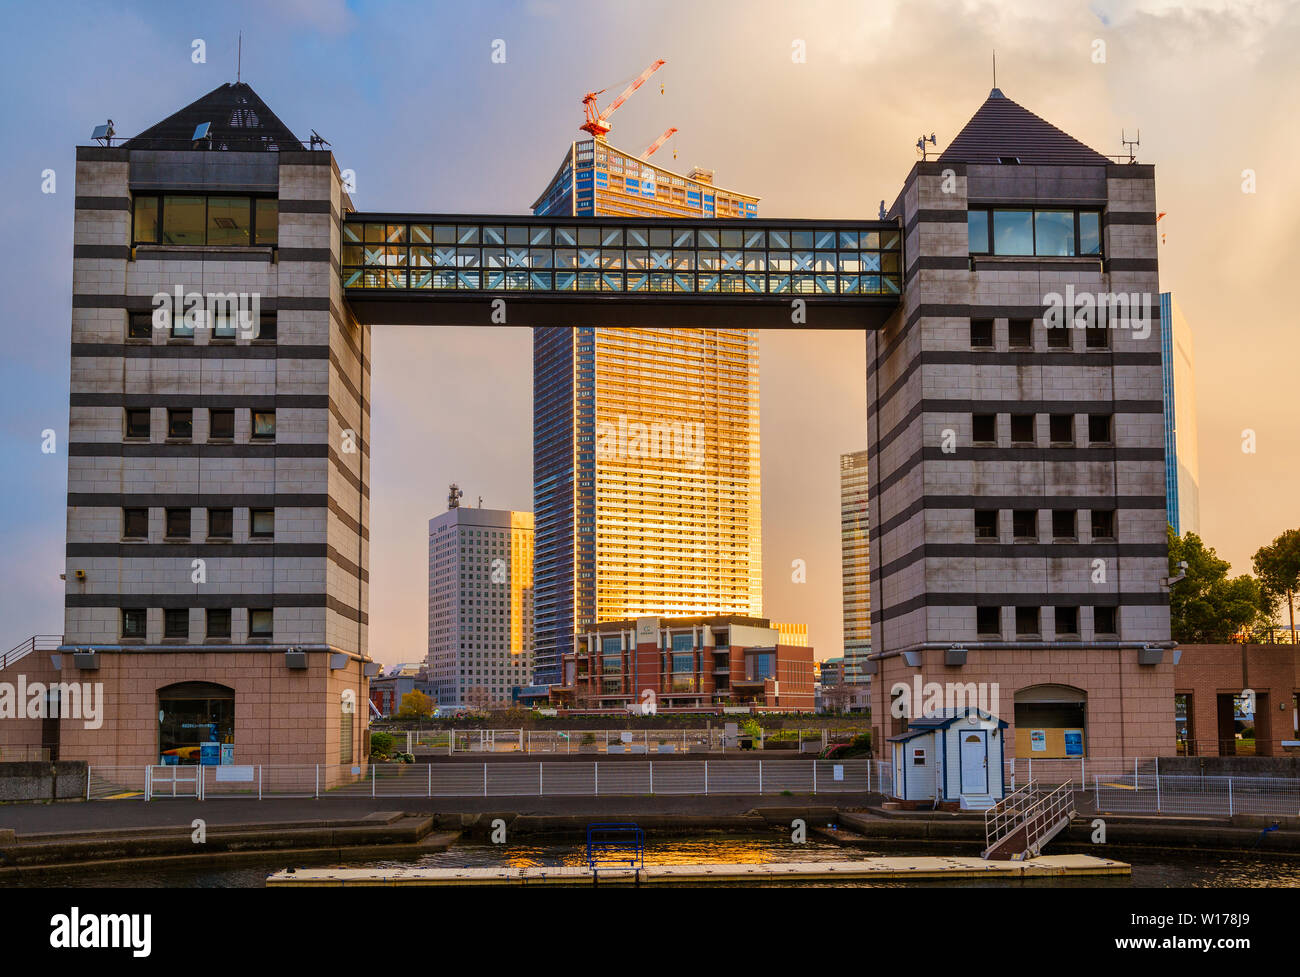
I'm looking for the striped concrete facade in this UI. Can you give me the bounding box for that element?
[59,144,372,767]
[866,154,1175,758]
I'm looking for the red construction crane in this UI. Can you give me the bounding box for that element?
[641,127,677,160]
[581,59,666,139]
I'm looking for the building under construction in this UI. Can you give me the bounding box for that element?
[532,136,759,220]
[528,62,771,689]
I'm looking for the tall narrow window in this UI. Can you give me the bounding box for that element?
[254,198,278,246]
[132,195,160,244]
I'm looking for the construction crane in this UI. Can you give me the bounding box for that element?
[641,127,677,160]
[581,59,666,139]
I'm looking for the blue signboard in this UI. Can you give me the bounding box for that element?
[1064,730,1084,757]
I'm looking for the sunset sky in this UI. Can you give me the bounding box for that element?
[2,0,1296,666]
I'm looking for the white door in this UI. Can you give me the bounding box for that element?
[960,731,988,794]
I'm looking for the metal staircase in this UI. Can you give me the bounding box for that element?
[982,779,1076,860]
[0,635,62,672]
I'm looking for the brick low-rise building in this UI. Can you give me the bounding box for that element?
[552,615,814,713]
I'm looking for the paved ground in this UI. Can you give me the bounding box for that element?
[0,792,877,835]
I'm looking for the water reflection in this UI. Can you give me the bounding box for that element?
[8,834,1300,888]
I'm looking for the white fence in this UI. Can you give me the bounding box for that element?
[118,760,875,800]
[388,728,843,755]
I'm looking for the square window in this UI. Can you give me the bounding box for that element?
[162,195,205,246]
[208,508,233,539]
[206,608,231,639]
[1049,414,1073,445]
[1085,326,1109,349]
[250,508,274,538]
[1008,319,1033,348]
[1095,606,1118,635]
[125,408,151,439]
[1010,414,1036,444]
[164,607,189,639]
[1046,326,1071,349]
[123,507,148,539]
[1091,509,1116,540]
[1052,509,1077,540]
[1012,509,1038,540]
[252,311,277,343]
[992,210,1034,255]
[249,608,274,638]
[127,312,153,340]
[970,319,994,348]
[974,509,998,540]
[1055,606,1080,636]
[1088,414,1113,445]
[1034,210,1076,257]
[1015,606,1041,637]
[976,606,1001,637]
[167,408,192,440]
[251,410,276,439]
[209,409,235,440]
[972,413,997,444]
[206,196,251,246]
[165,508,191,540]
[122,608,147,639]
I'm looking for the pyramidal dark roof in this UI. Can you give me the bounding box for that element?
[123,82,303,152]
[937,89,1111,166]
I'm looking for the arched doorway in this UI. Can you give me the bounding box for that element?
[157,682,235,765]
[1013,685,1087,759]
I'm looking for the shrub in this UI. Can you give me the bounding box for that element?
[370,731,395,757]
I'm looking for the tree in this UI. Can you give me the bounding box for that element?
[1167,528,1264,643]
[1253,529,1300,644]
[396,689,435,720]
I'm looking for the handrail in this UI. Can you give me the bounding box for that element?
[0,635,63,671]
[1020,780,1075,857]
[984,779,1038,851]
[984,779,1076,858]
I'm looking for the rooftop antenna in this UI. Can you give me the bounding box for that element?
[915,132,937,160]
[448,483,463,509]
[1121,128,1140,163]
[309,129,331,151]
[237,31,242,83]
[992,49,997,89]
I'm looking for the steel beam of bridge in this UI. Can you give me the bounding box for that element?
[341,213,903,329]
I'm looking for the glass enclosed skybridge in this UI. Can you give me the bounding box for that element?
[341,214,903,329]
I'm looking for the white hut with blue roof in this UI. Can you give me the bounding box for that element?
[887,707,1008,810]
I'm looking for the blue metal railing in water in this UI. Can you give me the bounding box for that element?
[586,823,645,875]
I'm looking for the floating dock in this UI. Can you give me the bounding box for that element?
[267,854,1129,886]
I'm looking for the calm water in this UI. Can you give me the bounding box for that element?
[11,832,1300,888]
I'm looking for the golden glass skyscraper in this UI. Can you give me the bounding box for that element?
[531,137,763,683]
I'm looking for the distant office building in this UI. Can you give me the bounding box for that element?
[1159,293,1200,535]
[820,657,844,686]
[530,137,763,685]
[840,450,871,683]
[555,615,814,713]
[427,491,534,709]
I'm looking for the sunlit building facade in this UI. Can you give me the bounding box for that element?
[531,140,763,684]
[427,501,534,709]
[839,450,871,684]
[1159,293,1200,536]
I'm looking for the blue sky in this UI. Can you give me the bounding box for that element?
[2,0,1296,662]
